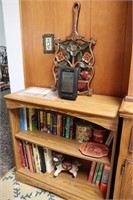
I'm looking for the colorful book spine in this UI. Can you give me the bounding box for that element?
[46,112,51,133]
[43,148,54,173]
[25,142,34,173]
[69,117,74,139]
[92,163,100,184]
[26,108,30,130]
[43,111,47,132]
[95,163,104,187]
[29,108,33,131]
[23,108,27,130]
[22,140,29,168]
[40,110,44,131]
[62,116,66,137]
[20,108,25,131]
[18,140,26,168]
[65,116,71,139]
[88,161,96,183]
[52,113,57,135]
[57,114,62,136]
[32,144,42,173]
[37,109,41,130]
[99,164,110,193]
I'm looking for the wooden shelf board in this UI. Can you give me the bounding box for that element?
[5,89,122,119]
[16,167,105,200]
[15,131,110,165]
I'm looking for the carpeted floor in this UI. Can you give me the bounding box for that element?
[0,89,15,177]
[0,167,65,200]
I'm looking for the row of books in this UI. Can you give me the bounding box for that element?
[18,140,54,174]
[87,132,113,192]
[18,138,111,193]
[88,161,110,192]
[20,108,114,145]
[20,108,75,139]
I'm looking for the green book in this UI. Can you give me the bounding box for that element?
[95,164,104,187]
[65,116,71,139]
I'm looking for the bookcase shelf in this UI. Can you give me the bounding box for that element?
[4,88,121,199]
[16,167,105,200]
[15,131,110,165]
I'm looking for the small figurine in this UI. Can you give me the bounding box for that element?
[52,152,81,178]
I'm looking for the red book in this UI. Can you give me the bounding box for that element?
[88,161,96,183]
[25,143,34,173]
[99,165,110,193]
[18,140,26,168]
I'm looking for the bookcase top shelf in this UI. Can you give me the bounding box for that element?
[5,87,122,131]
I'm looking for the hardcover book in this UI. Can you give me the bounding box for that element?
[20,108,25,131]
[43,148,54,173]
[95,163,104,187]
[32,144,42,173]
[88,161,96,183]
[65,116,71,139]
[92,163,100,184]
[25,142,34,173]
[57,114,62,136]
[38,146,46,173]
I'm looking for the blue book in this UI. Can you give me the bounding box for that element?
[20,108,25,131]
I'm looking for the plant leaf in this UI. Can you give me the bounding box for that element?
[81,42,89,50]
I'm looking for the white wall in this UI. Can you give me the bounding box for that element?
[2,0,24,93]
[0,1,6,46]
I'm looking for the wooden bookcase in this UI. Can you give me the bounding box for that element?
[5,92,121,200]
[5,0,133,199]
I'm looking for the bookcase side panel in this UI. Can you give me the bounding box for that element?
[8,108,22,170]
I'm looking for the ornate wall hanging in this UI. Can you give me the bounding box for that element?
[52,2,96,95]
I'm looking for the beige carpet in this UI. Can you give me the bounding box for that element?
[0,167,65,200]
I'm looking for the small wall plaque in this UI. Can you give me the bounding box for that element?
[43,34,54,53]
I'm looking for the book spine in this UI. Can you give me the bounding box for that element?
[37,110,41,130]
[22,140,29,168]
[31,109,38,130]
[65,116,71,139]
[23,108,27,130]
[20,108,25,131]
[88,161,96,183]
[32,144,42,173]
[38,146,46,173]
[52,113,57,135]
[18,140,26,168]
[40,110,44,131]
[105,132,114,146]
[62,116,66,137]
[46,112,51,133]
[25,142,34,173]
[95,163,104,187]
[99,164,110,193]
[43,111,47,132]
[57,114,62,136]
[92,163,100,184]
[29,108,33,131]
[43,148,54,173]
[26,108,30,130]
[69,117,74,139]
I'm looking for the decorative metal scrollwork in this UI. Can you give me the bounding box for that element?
[52,2,96,96]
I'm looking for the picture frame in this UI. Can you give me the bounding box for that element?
[42,33,55,53]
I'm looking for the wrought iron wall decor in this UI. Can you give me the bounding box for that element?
[52,2,96,95]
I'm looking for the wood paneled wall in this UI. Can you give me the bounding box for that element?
[20,0,132,97]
